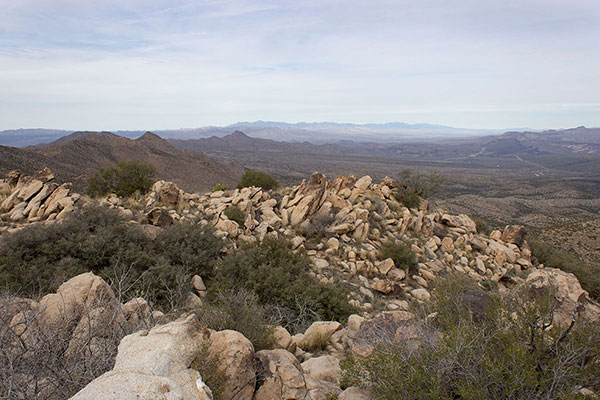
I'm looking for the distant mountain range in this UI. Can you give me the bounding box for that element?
[0,121,505,148]
[0,131,243,193]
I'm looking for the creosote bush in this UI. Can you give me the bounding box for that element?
[86,160,155,198]
[237,170,279,191]
[223,205,246,226]
[340,274,600,400]
[211,237,355,333]
[379,241,416,271]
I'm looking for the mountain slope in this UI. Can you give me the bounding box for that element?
[2,132,244,193]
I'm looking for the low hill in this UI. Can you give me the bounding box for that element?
[1,131,244,193]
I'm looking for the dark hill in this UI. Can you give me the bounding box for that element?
[2,132,244,193]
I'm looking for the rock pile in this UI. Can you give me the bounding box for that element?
[3,169,600,399]
[0,169,79,230]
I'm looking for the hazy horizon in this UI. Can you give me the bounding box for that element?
[2,1,600,131]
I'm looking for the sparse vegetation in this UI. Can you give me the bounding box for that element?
[341,275,600,400]
[379,241,416,271]
[212,183,228,192]
[223,205,246,226]
[0,291,143,400]
[191,343,228,400]
[237,170,279,191]
[194,289,275,351]
[86,160,155,198]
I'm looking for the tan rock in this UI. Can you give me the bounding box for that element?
[72,315,212,400]
[501,225,527,247]
[354,175,372,191]
[326,237,340,251]
[441,236,454,252]
[273,325,296,352]
[302,355,340,384]
[339,387,371,400]
[156,181,181,207]
[147,207,174,227]
[209,330,256,400]
[526,268,600,326]
[301,321,342,350]
[254,349,309,400]
[378,258,395,275]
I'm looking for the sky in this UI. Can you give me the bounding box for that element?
[1,0,599,131]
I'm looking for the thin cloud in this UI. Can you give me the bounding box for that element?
[0,0,599,130]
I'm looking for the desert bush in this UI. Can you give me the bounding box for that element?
[399,168,444,199]
[340,275,600,400]
[86,160,155,198]
[394,189,421,209]
[194,289,275,350]
[530,239,600,300]
[471,216,493,235]
[154,223,224,279]
[223,205,246,226]
[237,170,279,191]
[0,206,222,311]
[212,238,355,331]
[379,241,416,271]
[393,169,444,208]
[191,343,227,400]
[211,183,228,192]
[300,330,333,353]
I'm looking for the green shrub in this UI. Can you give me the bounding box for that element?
[379,241,416,271]
[399,168,444,199]
[340,275,600,400]
[530,239,600,300]
[223,205,246,226]
[237,170,279,191]
[195,289,275,350]
[86,160,155,198]
[394,189,421,209]
[211,183,228,192]
[211,238,355,332]
[191,343,227,400]
[0,205,223,310]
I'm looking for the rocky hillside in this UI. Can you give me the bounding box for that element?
[1,169,599,399]
[0,131,244,193]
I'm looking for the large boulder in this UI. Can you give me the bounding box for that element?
[526,268,600,326]
[155,181,182,207]
[71,315,212,400]
[301,355,340,384]
[501,225,527,247]
[209,330,256,400]
[37,272,118,335]
[254,349,308,400]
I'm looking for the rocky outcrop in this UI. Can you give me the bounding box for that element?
[526,268,600,326]
[71,315,212,400]
[0,169,78,227]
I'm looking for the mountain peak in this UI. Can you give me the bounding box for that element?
[229,130,251,139]
[136,131,170,147]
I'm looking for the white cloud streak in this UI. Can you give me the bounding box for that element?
[0,0,599,130]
